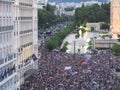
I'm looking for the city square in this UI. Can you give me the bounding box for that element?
[0,0,120,90]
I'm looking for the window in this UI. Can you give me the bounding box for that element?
[0,17,2,26]
[0,35,2,48]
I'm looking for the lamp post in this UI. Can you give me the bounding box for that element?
[108,25,112,69]
[109,36,111,69]
[74,41,76,60]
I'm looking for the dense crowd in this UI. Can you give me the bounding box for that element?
[20,23,120,90]
[20,45,120,90]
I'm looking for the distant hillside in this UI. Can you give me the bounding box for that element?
[49,0,109,3]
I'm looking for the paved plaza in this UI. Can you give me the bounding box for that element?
[61,32,100,54]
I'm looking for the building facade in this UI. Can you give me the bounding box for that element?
[0,0,17,90]
[86,23,101,31]
[111,0,120,38]
[0,0,38,90]
[13,0,38,89]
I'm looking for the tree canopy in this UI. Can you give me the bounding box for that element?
[75,3,110,26]
[38,4,56,28]
[38,4,74,29]
[112,44,120,54]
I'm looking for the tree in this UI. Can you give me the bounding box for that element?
[101,3,110,23]
[117,34,120,39]
[100,23,109,30]
[61,41,68,52]
[112,44,120,54]
[75,3,110,25]
[46,24,75,50]
[38,4,56,28]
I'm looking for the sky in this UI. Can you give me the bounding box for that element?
[48,0,109,3]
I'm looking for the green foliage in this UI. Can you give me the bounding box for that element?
[100,23,109,30]
[75,32,80,38]
[75,3,110,25]
[101,35,106,39]
[117,34,120,39]
[38,8,56,28]
[101,3,110,23]
[46,24,75,50]
[91,27,94,32]
[87,46,92,50]
[46,4,55,12]
[108,35,112,38]
[99,34,112,39]
[61,41,69,52]
[88,41,92,45]
[38,4,74,29]
[112,44,120,54]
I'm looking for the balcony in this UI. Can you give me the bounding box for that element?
[18,54,38,73]
[0,53,16,69]
[0,57,4,66]
[0,72,17,86]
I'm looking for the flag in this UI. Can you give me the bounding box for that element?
[32,54,37,61]
[64,66,71,70]
[12,64,15,71]
[7,67,10,75]
[84,54,92,66]
[71,72,77,76]
[4,69,7,77]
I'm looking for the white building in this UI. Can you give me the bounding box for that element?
[38,0,48,9]
[0,0,38,89]
[84,1,101,6]
[0,0,17,90]
[13,0,38,89]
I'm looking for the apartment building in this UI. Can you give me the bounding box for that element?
[0,0,17,90]
[13,0,38,89]
[0,0,38,90]
[111,0,120,38]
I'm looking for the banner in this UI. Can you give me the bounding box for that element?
[32,54,37,61]
[64,66,71,70]
[70,72,77,76]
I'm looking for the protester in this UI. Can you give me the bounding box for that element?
[21,47,120,90]
[21,23,120,90]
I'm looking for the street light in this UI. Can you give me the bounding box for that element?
[74,41,76,60]
[108,25,112,69]
[109,36,111,69]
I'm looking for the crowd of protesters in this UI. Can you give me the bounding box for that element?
[20,44,120,90]
[20,23,120,90]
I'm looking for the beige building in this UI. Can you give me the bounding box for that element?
[94,39,117,49]
[86,22,104,31]
[111,0,120,38]
[13,0,38,89]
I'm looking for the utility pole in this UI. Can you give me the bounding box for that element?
[74,41,76,60]
[109,37,111,69]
